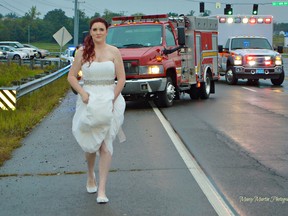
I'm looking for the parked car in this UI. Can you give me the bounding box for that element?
[0,50,7,59]
[0,41,37,59]
[0,45,29,60]
[23,44,50,59]
[60,46,75,63]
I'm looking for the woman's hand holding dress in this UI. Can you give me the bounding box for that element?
[81,92,89,104]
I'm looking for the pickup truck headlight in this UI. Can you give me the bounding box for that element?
[234,55,242,65]
[139,65,164,75]
[275,55,282,66]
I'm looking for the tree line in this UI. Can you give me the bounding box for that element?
[0,6,287,45]
[0,7,122,44]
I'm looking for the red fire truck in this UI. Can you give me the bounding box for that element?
[107,14,219,107]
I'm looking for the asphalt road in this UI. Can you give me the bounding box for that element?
[0,59,288,216]
[160,58,288,215]
[0,92,218,216]
[161,82,288,215]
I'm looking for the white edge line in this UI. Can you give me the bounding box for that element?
[150,102,235,216]
[242,87,257,92]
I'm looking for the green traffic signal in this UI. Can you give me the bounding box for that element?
[252,4,258,15]
[224,4,233,15]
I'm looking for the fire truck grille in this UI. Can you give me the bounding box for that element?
[244,55,275,67]
[124,60,139,75]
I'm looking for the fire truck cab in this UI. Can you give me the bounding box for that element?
[108,14,219,107]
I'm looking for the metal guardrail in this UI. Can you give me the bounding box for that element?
[0,58,65,69]
[0,64,71,111]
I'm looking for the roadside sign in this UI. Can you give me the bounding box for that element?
[272,2,288,6]
[53,27,72,47]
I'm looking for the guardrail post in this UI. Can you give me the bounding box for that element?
[40,60,44,69]
[54,60,60,69]
[30,59,34,69]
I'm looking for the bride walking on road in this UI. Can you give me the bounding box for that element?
[67,17,126,204]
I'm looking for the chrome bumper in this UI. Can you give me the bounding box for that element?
[121,78,166,95]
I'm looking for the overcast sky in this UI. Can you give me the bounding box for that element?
[0,0,287,23]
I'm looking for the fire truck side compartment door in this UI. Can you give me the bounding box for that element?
[212,34,218,77]
[195,34,201,78]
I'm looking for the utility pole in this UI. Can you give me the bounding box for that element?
[28,25,30,44]
[73,0,79,46]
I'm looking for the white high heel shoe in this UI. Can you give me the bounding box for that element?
[86,172,97,193]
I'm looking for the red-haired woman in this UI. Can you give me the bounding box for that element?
[68,17,126,204]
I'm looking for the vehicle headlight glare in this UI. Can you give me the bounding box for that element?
[248,61,256,66]
[265,56,271,60]
[275,56,282,66]
[234,55,242,65]
[139,65,164,74]
[149,66,160,74]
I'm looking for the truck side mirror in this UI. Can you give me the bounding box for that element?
[177,26,185,46]
[218,45,223,52]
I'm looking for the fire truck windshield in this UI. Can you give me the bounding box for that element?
[230,38,272,50]
[107,25,162,48]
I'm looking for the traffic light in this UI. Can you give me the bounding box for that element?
[224,4,233,15]
[200,2,205,13]
[252,4,258,15]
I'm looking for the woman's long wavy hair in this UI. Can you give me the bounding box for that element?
[82,17,109,64]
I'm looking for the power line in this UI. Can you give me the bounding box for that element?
[82,2,100,15]
[2,0,26,14]
[36,0,73,10]
[0,3,15,14]
[0,0,25,16]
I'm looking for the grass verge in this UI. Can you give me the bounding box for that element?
[0,63,57,87]
[0,75,70,166]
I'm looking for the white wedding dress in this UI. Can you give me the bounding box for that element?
[72,61,126,154]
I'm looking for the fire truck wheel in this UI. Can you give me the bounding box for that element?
[199,73,212,99]
[271,71,285,86]
[157,77,175,107]
[225,66,238,85]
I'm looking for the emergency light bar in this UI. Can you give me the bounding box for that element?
[218,16,272,24]
[112,14,168,23]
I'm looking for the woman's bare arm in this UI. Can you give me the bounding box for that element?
[67,49,89,103]
[113,47,126,101]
